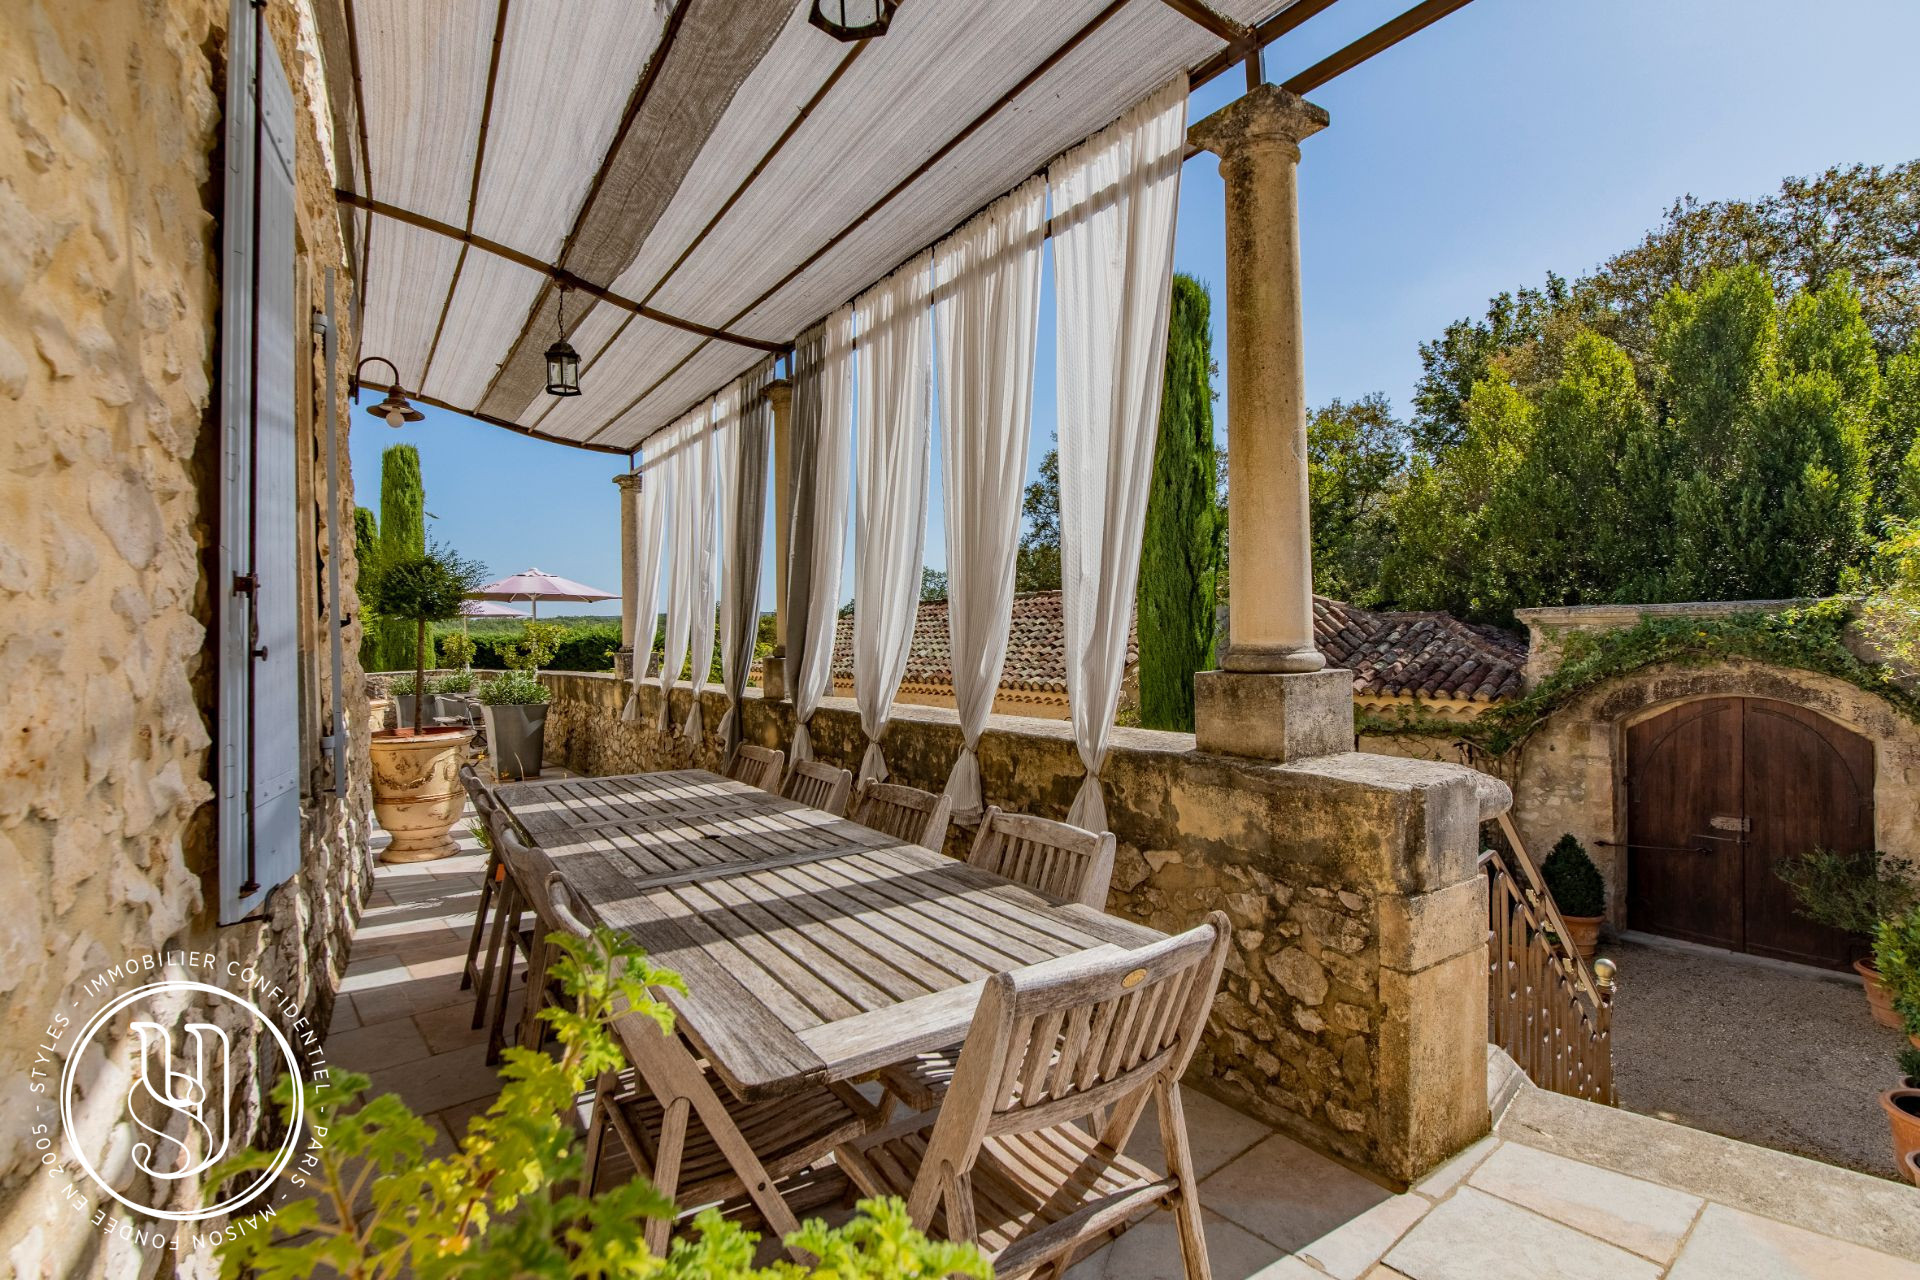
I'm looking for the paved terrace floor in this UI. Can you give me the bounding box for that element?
[333,814,1920,1280]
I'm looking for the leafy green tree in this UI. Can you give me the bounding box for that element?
[1015,445,1061,593]
[372,444,426,671]
[1136,275,1223,731]
[1658,267,1872,600]
[363,541,486,731]
[1411,277,1569,454]
[921,567,948,601]
[1869,337,1920,527]
[1308,394,1406,607]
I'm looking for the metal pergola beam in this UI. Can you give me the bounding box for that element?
[1282,0,1476,94]
[334,190,787,355]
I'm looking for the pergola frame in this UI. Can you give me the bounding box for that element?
[332,0,1473,456]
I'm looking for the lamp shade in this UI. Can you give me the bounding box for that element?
[809,0,897,41]
[545,338,581,397]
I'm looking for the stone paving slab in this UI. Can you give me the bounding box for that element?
[331,802,1920,1280]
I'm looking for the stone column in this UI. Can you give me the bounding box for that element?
[613,471,641,682]
[761,379,794,701]
[1190,85,1350,761]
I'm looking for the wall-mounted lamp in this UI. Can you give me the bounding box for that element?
[351,356,424,427]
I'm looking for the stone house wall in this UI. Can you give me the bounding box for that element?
[541,671,1507,1186]
[0,2,372,1275]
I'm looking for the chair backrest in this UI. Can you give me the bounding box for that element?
[726,743,786,793]
[852,780,952,851]
[495,823,560,930]
[964,807,1115,909]
[908,913,1231,1222]
[544,870,594,940]
[782,758,853,816]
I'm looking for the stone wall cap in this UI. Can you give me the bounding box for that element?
[1513,599,1832,628]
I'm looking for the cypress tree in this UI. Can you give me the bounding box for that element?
[353,505,380,671]
[374,444,426,671]
[1136,274,1222,731]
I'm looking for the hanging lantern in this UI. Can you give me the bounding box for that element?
[808,0,898,42]
[545,286,582,397]
[352,357,423,427]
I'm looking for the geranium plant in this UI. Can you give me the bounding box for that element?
[210,925,987,1279]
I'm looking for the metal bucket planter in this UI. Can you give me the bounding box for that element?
[370,727,475,862]
[485,702,549,781]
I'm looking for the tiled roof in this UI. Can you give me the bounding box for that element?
[829,590,1135,697]
[827,590,1525,704]
[1314,597,1526,703]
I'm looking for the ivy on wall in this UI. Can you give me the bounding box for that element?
[1357,600,1920,759]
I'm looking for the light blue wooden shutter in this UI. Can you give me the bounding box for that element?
[218,0,302,923]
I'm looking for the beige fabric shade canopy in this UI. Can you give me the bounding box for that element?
[312,0,1382,456]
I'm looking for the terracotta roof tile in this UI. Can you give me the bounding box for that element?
[827,590,1524,704]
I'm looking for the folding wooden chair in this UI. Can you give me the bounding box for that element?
[880,807,1119,1111]
[851,779,952,851]
[483,823,572,1063]
[781,758,854,815]
[725,742,786,793]
[458,767,506,1005]
[837,914,1231,1280]
[548,870,881,1258]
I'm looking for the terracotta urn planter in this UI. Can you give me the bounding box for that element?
[1904,1148,1920,1188]
[370,727,475,862]
[1882,1089,1920,1177]
[1560,914,1603,962]
[1857,959,1904,1029]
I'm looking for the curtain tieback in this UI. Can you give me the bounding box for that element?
[943,743,984,822]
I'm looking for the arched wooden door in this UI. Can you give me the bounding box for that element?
[1626,697,1874,969]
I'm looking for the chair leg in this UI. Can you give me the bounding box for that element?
[486,894,524,1065]
[473,876,516,1030]
[1155,1079,1212,1280]
[460,852,500,992]
[517,936,552,1053]
[643,1096,691,1259]
[579,1072,613,1199]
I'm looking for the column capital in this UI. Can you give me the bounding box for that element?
[762,378,793,410]
[1189,83,1329,161]
[612,470,643,492]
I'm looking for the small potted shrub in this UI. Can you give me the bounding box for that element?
[477,623,560,781]
[1777,848,1920,1027]
[1541,834,1606,960]
[1879,907,1920,1179]
[365,543,486,861]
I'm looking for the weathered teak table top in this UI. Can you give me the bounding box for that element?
[494,769,1162,1102]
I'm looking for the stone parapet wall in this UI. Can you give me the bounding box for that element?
[541,672,1506,1184]
[1,1,371,1274]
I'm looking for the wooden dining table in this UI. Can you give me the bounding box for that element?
[492,767,1164,1239]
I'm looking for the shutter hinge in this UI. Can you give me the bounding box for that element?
[311,311,332,338]
[233,571,258,597]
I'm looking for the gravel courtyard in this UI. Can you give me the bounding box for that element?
[1607,933,1911,1180]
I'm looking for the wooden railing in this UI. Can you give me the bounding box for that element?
[1484,813,1617,1105]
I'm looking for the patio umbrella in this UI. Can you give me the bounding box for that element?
[470,568,616,620]
[458,600,529,619]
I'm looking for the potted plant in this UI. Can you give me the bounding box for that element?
[476,620,565,778]
[365,543,486,862]
[1778,848,1920,1027]
[1542,833,1606,960]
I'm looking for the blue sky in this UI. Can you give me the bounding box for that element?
[350,0,1920,618]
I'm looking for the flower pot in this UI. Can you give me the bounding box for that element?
[484,702,548,781]
[1560,914,1603,961]
[1905,1147,1920,1189]
[370,728,475,862]
[1857,959,1904,1029]
[1882,1089,1920,1177]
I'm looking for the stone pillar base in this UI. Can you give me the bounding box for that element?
[761,653,789,703]
[1194,668,1353,762]
[613,647,634,683]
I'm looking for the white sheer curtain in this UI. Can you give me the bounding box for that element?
[654,407,706,731]
[621,450,670,721]
[789,307,855,762]
[718,359,772,752]
[852,253,934,785]
[682,395,722,740]
[933,178,1045,820]
[1049,77,1187,831]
